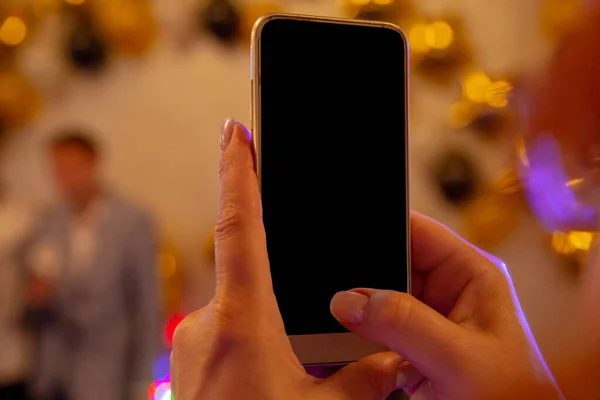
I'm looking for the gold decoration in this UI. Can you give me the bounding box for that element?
[408,16,472,84]
[540,0,584,43]
[550,230,595,274]
[159,241,183,315]
[0,16,28,47]
[463,169,522,249]
[345,0,417,26]
[461,71,512,107]
[0,68,39,128]
[448,72,514,137]
[448,99,479,128]
[93,0,157,55]
[240,1,282,41]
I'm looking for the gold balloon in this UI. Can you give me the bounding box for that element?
[93,0,157,55]
[241,1,282,41]
[0,16,28,47]
[0,69,39,128]
[408,17,472,84]
[462,72,513,107]
[0,3,37,48]
[463,172,522,249]
[550,230,595,275]
[448,99,480,128]
[345,0,417,27]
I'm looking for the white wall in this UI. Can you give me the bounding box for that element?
[1,0,582,367]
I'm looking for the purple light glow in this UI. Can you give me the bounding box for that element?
[153,352,171,380]
[520,133,597,232]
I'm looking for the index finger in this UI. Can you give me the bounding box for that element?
[214,119,272,299]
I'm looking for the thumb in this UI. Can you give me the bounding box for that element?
[330,289,468,384]
[322,352,402,400]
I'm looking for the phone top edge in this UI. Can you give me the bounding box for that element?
[252,13,406,31]
[250,12,411,295]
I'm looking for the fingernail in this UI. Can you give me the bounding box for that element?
[395,370,409,390]
[330,291,369,324]
[220,118,235,150]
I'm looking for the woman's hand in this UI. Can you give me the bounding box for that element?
[171,119,564,400]
[330,214,564,399]
[171,119,403,400]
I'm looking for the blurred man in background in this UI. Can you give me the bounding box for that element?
[0,135,36,400]
[25,131,160,400]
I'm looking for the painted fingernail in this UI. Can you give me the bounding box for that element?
[220,118,235,150]
[330,291,368,324]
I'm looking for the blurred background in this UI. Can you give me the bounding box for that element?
[0,0,595,399]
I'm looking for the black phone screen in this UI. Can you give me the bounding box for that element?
[259,18,408,336]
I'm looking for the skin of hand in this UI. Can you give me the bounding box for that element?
[171,119,565,400]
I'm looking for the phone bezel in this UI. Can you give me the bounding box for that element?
[250,13,411,366]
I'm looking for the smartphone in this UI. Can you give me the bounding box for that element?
[251,14,410,366]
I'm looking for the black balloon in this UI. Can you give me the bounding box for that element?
[67,23,108,71]
[469,111,507,138]
[434,152,478,205]
[201,0,241,43]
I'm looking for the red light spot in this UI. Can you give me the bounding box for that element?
[148,381,157,400]
[149,377,171,400]
[164,313,185,347]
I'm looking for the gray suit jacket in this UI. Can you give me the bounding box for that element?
[24,193,160,400]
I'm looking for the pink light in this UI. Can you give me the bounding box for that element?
[150,376,171,400]
[155,382,172,400]
[164,313,186,348]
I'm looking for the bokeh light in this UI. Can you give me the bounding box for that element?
[164,313,185,347]
[149,377,172,400]
[153,352,171,380]
[372,0,394,5]
[348,0,370,6]
[408,23,429,53]
[462,72,512,108]
[449,99,478,127]
[160,252,177,278]
[485,80,512,108]
[425,21,454,50]
[0,16,28,46]
[463,72,492,103]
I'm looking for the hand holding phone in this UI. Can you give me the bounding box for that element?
[171,115,563,400]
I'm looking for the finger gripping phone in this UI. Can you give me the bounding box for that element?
[251,14,410,366]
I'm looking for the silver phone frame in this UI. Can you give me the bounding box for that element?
[250,13,411,366]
